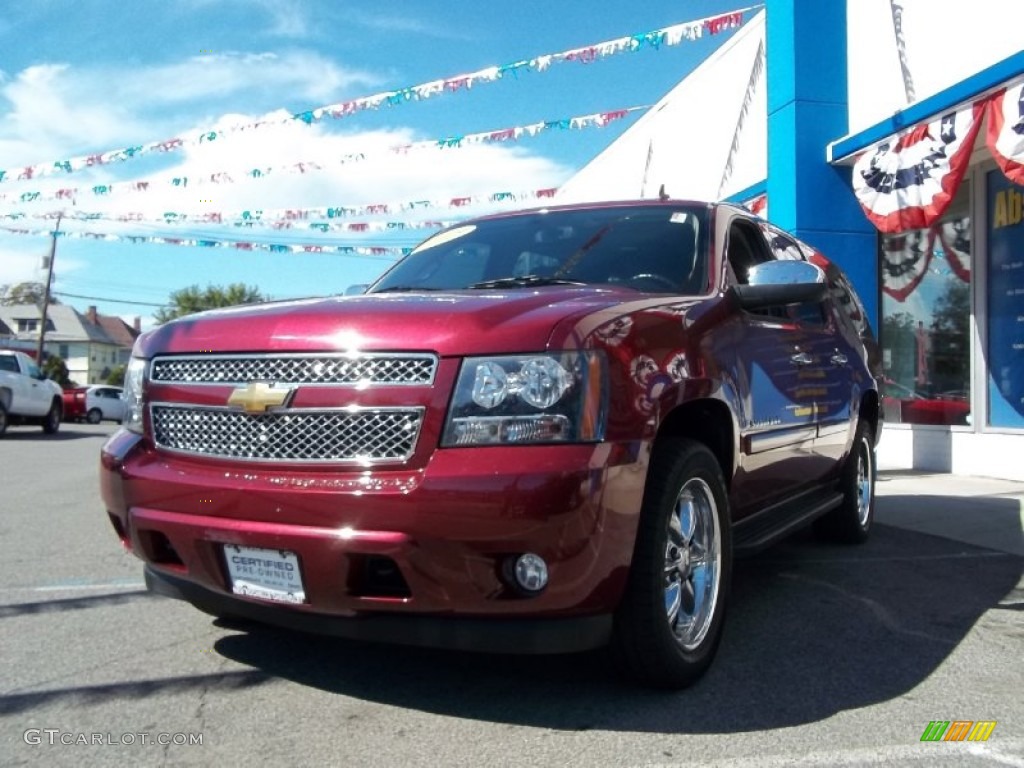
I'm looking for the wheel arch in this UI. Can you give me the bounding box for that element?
[654,398,736,489]
[858,389,880,442]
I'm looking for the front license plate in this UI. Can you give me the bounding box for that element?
[224,545,306,604]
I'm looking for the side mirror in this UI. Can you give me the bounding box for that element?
[731,260,827,311]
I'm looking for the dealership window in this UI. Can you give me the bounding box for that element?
[986,170,1024,429]
[880,187,971,426]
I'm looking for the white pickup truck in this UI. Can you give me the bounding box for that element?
[0,350,64,436]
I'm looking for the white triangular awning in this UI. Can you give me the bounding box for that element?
[556,10,766,204]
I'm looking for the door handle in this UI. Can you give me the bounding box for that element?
[830,352,848,365]
[790,352,813,366]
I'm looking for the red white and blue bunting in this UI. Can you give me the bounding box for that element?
[853,102,984,233]
[986,81,1024,186]
[880,217,970,302]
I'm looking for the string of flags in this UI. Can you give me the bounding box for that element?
[0,225,409,260]
[0,186,558,227]
[0,106,645,206]
[0,208,459,233]
[0,6,757,186]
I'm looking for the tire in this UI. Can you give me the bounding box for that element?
[814,421,876,544]
[42,400,62,434]
[613,438,732,689]
[86,408,102,425]
[0,402,7,437]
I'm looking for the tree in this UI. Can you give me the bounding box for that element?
[106,364,126,387]
[881,311,916,384]
[154,283,268,324]
[41,355,73,388]
[0,281,59,306]
[930,280,970,393]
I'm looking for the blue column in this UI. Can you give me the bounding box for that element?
[766,0,879,330]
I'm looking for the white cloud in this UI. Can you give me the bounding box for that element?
[111,51,380,107]
[0,241,48,286]
[0,54,572,264]
[348,11,472,40]
[0,53,382,168]
[0,237,84,288]
[0,64,147,167]
[23,119,573,249]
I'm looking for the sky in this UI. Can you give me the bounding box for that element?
[0,0,754,328]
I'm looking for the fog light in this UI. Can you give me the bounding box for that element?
[513,553,548,593]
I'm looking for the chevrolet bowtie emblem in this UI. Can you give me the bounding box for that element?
[227,382,295,413]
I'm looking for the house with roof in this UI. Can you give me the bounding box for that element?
[0,304,140,385]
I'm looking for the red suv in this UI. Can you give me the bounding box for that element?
[100,201,881,688]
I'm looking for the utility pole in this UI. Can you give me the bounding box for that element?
[35,213,62,363]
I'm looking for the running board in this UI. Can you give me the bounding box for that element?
[732,489,843,555]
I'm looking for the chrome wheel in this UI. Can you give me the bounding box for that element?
[663,477,721,651]
[855,434,873,527]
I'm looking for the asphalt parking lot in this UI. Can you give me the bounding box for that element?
[1,423,1022,767]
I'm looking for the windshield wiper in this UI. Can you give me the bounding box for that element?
[371,285,444,293]
[468,275,587,290]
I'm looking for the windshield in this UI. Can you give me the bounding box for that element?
[368,205,709,295]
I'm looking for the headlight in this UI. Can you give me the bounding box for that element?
[442,352,607,446]
[122,356,147,434]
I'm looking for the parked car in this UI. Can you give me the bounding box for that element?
[85,385,125,424]
[62,387,88,422]
[881,378,970,425]
[0,350,63,436]
[100,200,881,688]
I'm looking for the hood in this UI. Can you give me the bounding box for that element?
[135,288,643,358]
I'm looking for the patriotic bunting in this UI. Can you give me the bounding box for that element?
[881,228,935,301]
[985,81,1024,186]
[0,7,757,185]
[853,102,984,233]
[0,107,643,206]
[933,218,971,283]
[742,193,767,218]
[881,216,970,301]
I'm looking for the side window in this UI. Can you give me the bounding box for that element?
[0,356,18,373]
[726,219,773,285]
[828,271,869,335]
[758,223,805,261]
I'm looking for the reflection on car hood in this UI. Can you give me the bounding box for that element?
[136,287,658,357]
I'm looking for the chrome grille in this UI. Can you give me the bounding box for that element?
[150,353,436,386]
[151,405,424,463]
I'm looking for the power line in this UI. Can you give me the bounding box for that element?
[53,291,165,308]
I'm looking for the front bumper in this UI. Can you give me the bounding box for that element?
[146,566,612,653]
[101,431,647,648]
